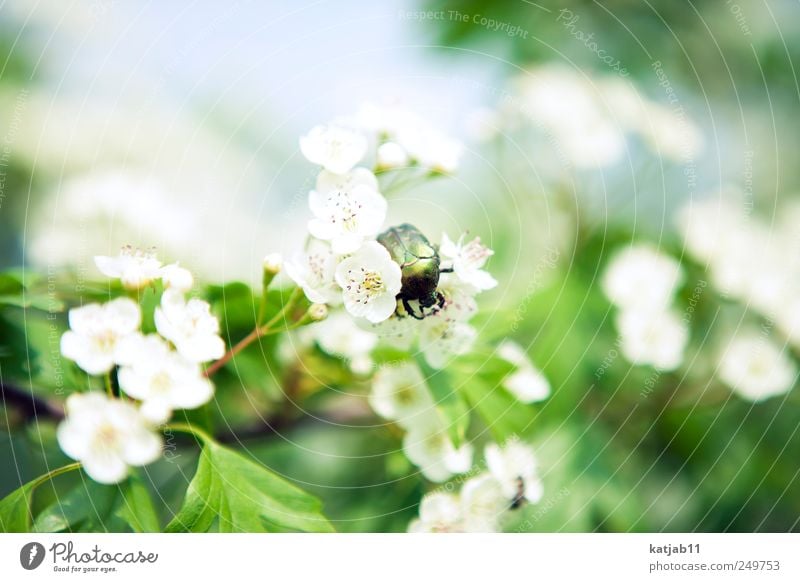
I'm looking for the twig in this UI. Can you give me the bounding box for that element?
[204,287,304,378]
[0,381,65,421]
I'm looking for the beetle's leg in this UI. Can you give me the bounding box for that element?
[403,297,425,320]
[440,267,454,273]
[437,292,446,310]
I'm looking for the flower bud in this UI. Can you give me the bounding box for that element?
[377,141,409,170]
[307,303,328,322]
[262,253,283,291]
[263,253,283,275]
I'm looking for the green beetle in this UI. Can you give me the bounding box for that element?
[377,223,451,320]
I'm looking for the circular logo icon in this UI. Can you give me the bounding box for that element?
[19,542,46,570]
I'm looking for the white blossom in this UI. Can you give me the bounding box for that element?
[408,492,464,533]
[354,102,463,172]
[376,141,409,169]
[56,392,162,484]
[284,238,341,304]
[497,340,551,403]
[718,334,797,401]
[334,241,402,323]
[154,290,225,363]
[397,125,463,173]
[364,313,419,350]
[60,298,141,375]
[299,124,368,175]
[94,245,162,290]
[302,311,377,373]
[117,334,214,423]
[417,282,478,369]
[315,167,378,195]
[602,245,683,312]
[616,308,688,371]
[403,413,473,482]
[677,195,744,265]
[514,66,626,169]
[160,263,194,293]
[460,474,507,532]
[485,440,543,504]
[439,232,497,292]
[308,183,387,254]
[369,362,433,426]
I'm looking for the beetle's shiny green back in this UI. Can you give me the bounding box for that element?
[378,223,441,304]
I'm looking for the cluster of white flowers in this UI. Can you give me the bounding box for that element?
[287,111,494,370]
[352,102,464,173]
[602,245,688,371]
[717,333,797,401]
[58,250,223,483]
[368,362,471,482]
[94,245,194,292]
[679,194,800,345]
[497,340,551,403]
[478,65,703,169]
[408,439,543,533]
[678,193,799,400]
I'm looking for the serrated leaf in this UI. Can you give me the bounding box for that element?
[166,434,334,533]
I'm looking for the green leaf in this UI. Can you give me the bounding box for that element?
[458,377,535,443]
[415,355,470,447]
[166,432,334,533]
[33,473,158,533]
[115,474,160,532]
[0,481,36,532]
[0,463,80,532]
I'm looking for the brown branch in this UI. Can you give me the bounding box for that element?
[0,381,65,421]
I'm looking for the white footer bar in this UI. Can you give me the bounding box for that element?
[1,533,797,581]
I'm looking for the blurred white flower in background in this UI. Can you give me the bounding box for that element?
[497,340,551,403]
[155,290,225,363]
[352,102,464,173]
[418,313,478,370]
[460,474,508,532]
[28,170,275,283]
[718,334,797,401]
[376,141,409,170]
[407,438,545,532]
[616,309,689,371]
[402,413,473,482]
[602,243,688,371]
[334,241,403,323]
[117,334,214,423]
[407,492,464,533]
[94,246,163,290]
[485,439,543,505]
[678,191,800,351]
[602,245,683,313]
[56,392,162,484]
[300,311,377,374]
[490,65,704,169]
[160,263,194,293]
[60,298,141,375]
[369,362,434,426]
